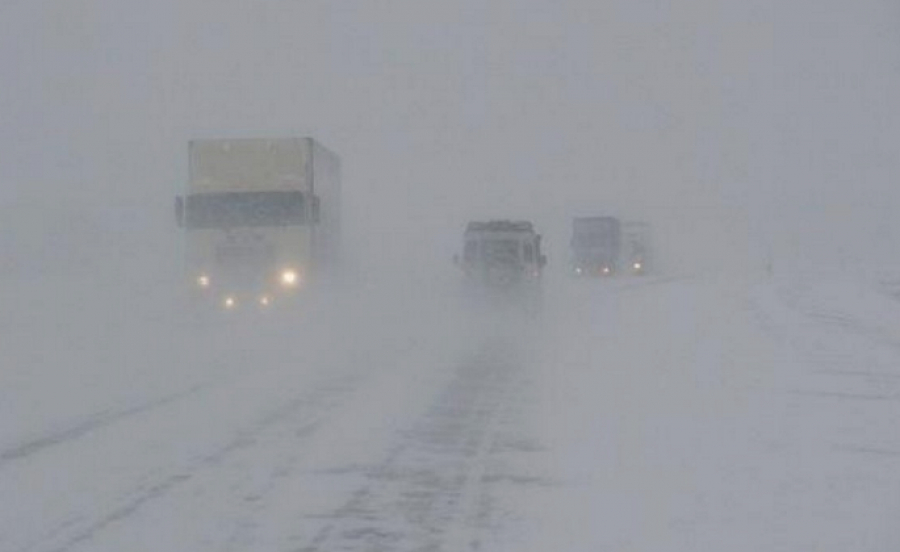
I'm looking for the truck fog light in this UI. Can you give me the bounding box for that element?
[259,295,271,307]
[197,275,210,288]
[223,296,237,309]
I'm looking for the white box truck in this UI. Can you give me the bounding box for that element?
[175,137,340,309]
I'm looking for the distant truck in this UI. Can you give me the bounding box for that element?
[456,220,546,291]
[570,217,651,276]
[570,216,621,276]
[175,137,340,309]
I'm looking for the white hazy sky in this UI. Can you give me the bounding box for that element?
[2,0,899,274]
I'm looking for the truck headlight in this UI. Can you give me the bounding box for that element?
[280,269,299,287]
[259,295,271,307]
[197,275,210,288]
[633,262,642,271]
[223,295,237,309]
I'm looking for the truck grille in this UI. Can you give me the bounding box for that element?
[214,244,276,268]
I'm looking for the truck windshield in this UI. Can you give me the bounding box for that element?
[573,232,614,247]
[482,239,521,265]
[185,191,306,229]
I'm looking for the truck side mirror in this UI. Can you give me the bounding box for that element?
[540,254,547,267]
[175,196,184,228]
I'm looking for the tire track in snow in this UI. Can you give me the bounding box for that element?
[752,281,900,462]
[297,341,524,552]
[22,376,360,552]
[789,389,900,403]
[811,369,900,380]
[0,382,213,468]
[831,444,900,458]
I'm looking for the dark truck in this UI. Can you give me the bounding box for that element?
[570,216,621,276]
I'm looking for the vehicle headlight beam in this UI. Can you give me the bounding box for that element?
[280,269,300,287]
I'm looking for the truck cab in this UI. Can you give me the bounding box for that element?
[457,220,546,290]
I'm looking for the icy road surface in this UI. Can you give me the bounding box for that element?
[1,273,899,551]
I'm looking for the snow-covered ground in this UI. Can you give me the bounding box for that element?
[1,268,899,551]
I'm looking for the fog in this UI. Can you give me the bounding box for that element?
[2,1,900,550]
[3,0,899,278]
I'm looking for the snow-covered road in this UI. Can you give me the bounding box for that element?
[2,272,899,551]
